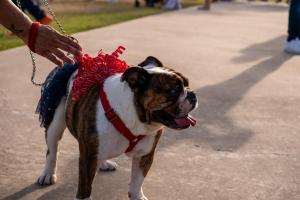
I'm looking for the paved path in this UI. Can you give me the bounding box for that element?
[1,1,299,200]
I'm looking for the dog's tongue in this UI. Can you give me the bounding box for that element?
[174,115,197,127]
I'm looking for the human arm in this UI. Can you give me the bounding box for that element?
[0,0,82,65]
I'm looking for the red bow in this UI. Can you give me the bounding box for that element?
[72,46,128,102]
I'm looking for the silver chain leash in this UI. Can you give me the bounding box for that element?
[42,0,66,35]
[42,0,79,47]
[28,50,43,86]
[16,0,71,86]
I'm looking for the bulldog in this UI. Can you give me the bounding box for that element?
[36,56,198,200]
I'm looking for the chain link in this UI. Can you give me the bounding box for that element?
[29,50,43,86]
[42,0,66,35]
[16,0,71,86]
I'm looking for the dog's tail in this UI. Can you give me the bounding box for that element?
[36,63,78,129]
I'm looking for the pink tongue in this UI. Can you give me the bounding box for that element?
[174,115,197,127]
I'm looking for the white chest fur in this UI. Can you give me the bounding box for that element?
[93,74,163,160]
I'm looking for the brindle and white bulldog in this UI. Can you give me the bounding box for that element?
[36,56,198,200]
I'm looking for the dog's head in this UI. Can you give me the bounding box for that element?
[121,56,197,130]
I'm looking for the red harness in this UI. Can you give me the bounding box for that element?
[99,83,146,153]
[73,46,145,152]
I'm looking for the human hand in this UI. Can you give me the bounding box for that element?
[30,24,82,66]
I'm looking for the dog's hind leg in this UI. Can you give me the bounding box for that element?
[74,85,100,199]
[75,140,98,200]
[38,97,67,185]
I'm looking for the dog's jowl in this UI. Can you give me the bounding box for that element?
[36,54,197,200]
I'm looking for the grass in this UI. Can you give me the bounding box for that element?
[0,0,203,51]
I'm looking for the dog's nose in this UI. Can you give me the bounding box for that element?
[187,92,197,105]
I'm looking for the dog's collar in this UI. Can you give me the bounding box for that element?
[100,83,146,153]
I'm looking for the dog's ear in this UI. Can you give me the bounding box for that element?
[139,56,163,68]
[121,66,151,92]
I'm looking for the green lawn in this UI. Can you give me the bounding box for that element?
[0,0,203,51]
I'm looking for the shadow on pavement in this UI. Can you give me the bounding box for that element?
[1,183,44,200]
[35,158,130,200]
[161,36,292,152]
[36,184,76,200]
[1,158,129,200]
[0,37,293,200]
[233,35,287,63]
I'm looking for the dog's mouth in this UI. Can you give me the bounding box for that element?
[174,115,197,127]
[152,110,197,130]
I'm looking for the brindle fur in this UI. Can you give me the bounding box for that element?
[66,85,100,199]
[133,72,187,124]
[140,129,163,177]
[163,68,189,87]
[65,82,166,198]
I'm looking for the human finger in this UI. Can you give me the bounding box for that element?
[43,51,63,66]
[55,40,82,57]
[58,34,82,51]
[50,48,74,64]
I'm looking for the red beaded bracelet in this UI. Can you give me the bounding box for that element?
[28,22,41,53]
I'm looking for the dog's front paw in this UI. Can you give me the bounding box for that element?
[37,173,57,185]
[99,160,118,172]
[128,193,149,200]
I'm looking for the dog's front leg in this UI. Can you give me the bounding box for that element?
[128,157,149,200]
[128,131,162,200]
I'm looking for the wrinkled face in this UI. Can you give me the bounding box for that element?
[121,56,198,130]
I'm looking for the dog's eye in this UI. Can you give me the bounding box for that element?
[170,85,181,97]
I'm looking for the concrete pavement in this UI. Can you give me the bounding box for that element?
[1,1,300,200]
